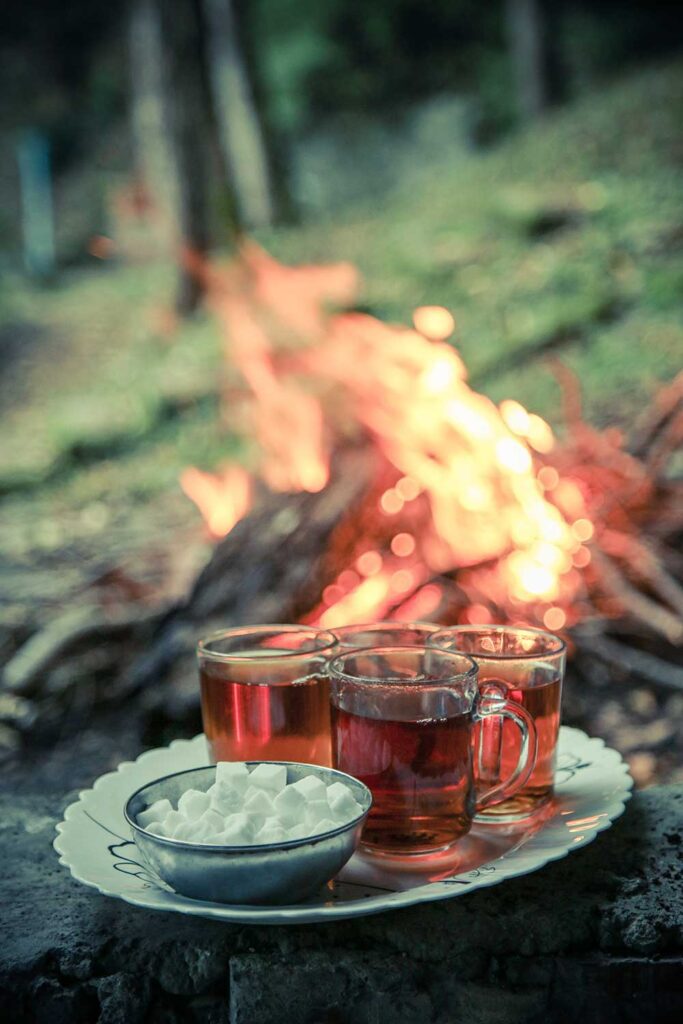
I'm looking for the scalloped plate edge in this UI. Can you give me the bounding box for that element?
[53,728,633,924]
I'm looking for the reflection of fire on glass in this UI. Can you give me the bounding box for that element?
[496,676,562,808]
[430,627,565,819]
[198,628,335,767]
[200,659,332,766]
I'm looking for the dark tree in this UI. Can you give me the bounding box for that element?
[128,0,281,311]
[201,0,279,229]
[159,0,213,313]
[128,0,179,248]
[505,0,550,119]
[129,0,214,311]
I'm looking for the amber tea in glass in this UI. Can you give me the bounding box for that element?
[197,626,336,766]
[429,626,565,821]
[328,645,536,854]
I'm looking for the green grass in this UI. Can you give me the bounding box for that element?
[1,59,682,525]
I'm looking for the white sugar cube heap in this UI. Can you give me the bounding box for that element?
[136,763,364,846]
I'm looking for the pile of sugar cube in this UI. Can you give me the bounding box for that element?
[136,762,364,845]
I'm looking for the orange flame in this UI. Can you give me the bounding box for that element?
[180,465,252,539]
[413,305,456,341]
[179,246,592,630]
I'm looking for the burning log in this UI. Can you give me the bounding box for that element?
[180,447,375,626]
[126,447,377,700]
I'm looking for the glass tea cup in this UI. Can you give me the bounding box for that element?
[197,625,337,766]
[330,622,441,649]
[428,626,566,821]
[327,645,537,855]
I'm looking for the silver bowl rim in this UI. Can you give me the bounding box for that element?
[124,761,373,853]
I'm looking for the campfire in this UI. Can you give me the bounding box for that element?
[180,244,683,660]
[3,244,681,780]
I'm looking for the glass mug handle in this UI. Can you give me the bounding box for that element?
[473,694,538,810]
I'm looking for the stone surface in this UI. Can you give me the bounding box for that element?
[1,787,682,1022]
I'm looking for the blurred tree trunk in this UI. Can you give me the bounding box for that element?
[201,0,278,229]
[128,0,179,250]
[506,0,549,120]
[160,0,213,313]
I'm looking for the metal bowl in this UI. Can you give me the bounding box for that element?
[124,762,372,905]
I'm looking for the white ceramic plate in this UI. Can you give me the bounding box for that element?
[54,727,632,924]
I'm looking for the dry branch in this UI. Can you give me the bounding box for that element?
[590,548,683,644]
[128,446,377,689]
[599,530,683,619]
[630,371,683,459]
[574,630,683,693]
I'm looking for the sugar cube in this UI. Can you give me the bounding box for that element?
[173,819,197,841]
[244,789,275,816]
[326,781,352,803]
[208,784,242,817]
[327,782,362,822]
[291,775,326,801]
[137,798,173,830]
[256,815,285,838]
[248,763,287,793]
[178,788,210,821]
[160,810,184,836]
[187,817,218,843]
[200,808,227,834]
[202,832,225,846]
[272,784,306,825]
[342,798,362,822]
[243,789,274,832]
[305,799,333,826]
[256,821,287,845]
[144,820,166,837]
[287,822,310,841]
[215,762,249,793]
[309,818,337,837]
[221,813,255,845]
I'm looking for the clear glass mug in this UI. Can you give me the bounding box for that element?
[428,626,566,821]
[197,625,337,766]
[327,645,537,854]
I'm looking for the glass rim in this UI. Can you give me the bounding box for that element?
[330,620,441,638]
[197,624,337,662]
[428,624,567,660]
[327,644,479,687]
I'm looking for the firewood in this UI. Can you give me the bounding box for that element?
[574,630,683,693]
[2,605,166,696]
[630,371,683,458]
[598,531,683,620]
[127,447,377,689]
[590,549,683,644]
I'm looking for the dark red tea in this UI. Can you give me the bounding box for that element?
[200,661,332,766]
[331,696,475,853]
[477,673,561,817]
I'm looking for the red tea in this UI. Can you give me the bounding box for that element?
[200,662,332,766]
[477,673,562,817]
[331,694,475,853]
